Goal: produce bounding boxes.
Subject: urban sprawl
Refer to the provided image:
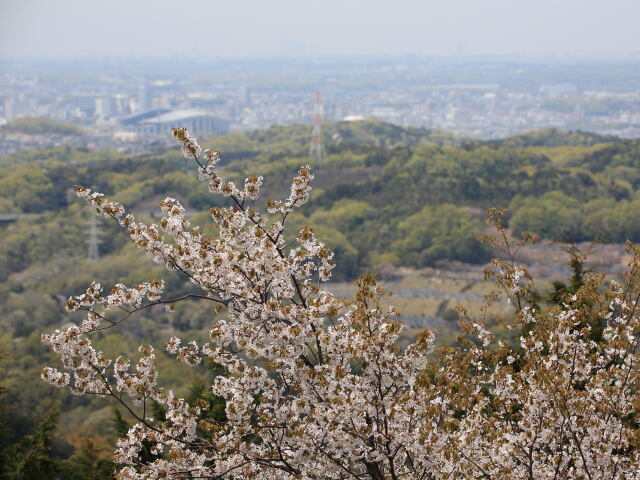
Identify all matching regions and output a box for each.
[1,57,639,155]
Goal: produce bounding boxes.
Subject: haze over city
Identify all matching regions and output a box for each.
[4,2,640,479]
[2,0,640,59]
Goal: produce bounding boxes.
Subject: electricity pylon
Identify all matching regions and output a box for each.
[309,92,325,163]
[87,214,102,261]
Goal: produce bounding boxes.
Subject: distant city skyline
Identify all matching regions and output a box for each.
[1,0,640,60]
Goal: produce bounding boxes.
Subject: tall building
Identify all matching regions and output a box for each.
[3,98,15,120]
[70,95,96,118]
[95,96,117,118]
[3,97,29,120]
[237,87,252,106]
[137,84,152,112]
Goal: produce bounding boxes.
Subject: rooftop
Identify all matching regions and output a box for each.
[145,109,213,124]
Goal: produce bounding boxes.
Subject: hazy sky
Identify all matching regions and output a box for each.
[1,0,639,59]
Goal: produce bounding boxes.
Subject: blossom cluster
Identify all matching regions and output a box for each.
[43,129,640,479]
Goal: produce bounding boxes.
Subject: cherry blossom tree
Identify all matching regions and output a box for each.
[42,129,640,479]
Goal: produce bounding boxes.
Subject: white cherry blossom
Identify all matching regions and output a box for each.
[42,129,640,479]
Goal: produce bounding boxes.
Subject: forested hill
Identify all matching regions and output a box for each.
[219,122,639,270]
[1,119,640,474]
[2,119,640,283]
[487,127,619,147]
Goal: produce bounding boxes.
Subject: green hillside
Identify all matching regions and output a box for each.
[1,120,640,474]
[2,116,86,136]
[489,127,619,147]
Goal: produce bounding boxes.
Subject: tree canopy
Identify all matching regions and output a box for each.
[37,129,640,479]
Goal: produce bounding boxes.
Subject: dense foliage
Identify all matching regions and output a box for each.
[39,129,640,479]
[2,121,640,475]
[2,121,640,278]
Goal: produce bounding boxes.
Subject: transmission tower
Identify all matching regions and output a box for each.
[309,92,325,163]
[87,214,102,261]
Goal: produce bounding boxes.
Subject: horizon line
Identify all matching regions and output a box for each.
[1,52,640,64]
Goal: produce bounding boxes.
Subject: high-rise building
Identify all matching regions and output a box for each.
[237,87,252,106]
[137,84,152,112]
[3,98,15,120]
[3,97,29,120]
[95,96,117,118]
